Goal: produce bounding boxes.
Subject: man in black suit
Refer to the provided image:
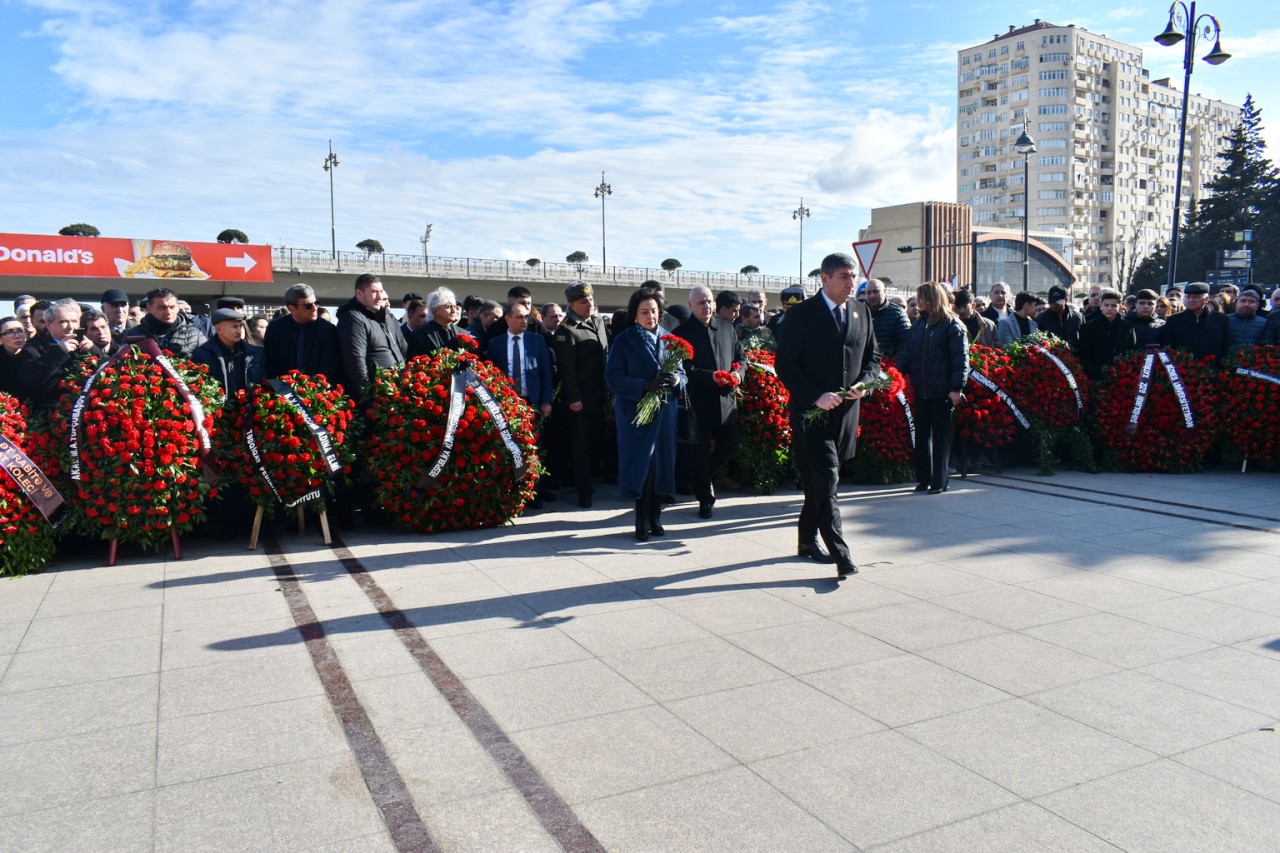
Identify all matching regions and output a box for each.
[674,287,746,518]
[1159,281,1230,361]
[263,283,342,383]
[776,253,881,578]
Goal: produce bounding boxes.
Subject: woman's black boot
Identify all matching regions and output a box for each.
[649,502,665,536]
[634,499,650,541]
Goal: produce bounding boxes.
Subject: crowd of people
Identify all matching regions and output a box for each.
[2,263,1276,577]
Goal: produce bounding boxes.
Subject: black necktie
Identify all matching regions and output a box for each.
[511,334,524,396]
[833,304,845,332]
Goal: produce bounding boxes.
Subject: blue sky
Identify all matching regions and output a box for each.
[2,0,1276,284]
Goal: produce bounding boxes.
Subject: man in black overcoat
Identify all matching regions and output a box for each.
[674,287,746,518]
[776,253,881,578]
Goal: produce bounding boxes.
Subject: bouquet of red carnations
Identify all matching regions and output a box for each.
[633,334,694,426]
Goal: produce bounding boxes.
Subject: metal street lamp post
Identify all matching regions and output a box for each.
[594,171,612,276]
[1014,130,1037,292]
[1154,2,1230,291]
[792,198,810,283]
[420,223,433,275]
[323,140,340,268]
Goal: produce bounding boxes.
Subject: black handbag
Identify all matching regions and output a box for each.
[677,387,700,444]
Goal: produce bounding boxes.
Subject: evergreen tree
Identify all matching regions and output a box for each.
[1183,94,1279,283]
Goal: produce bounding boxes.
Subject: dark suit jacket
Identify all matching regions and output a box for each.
[673,316,745,428]
[486,330,554,410]
[1159,308,1230,360]
[776,293,881,461]
[263,315,342,382]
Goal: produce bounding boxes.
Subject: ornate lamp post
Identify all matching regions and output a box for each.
[1014,130,1037,292]
[1154,2,1229,291]
[323,140,340,267]
[594,171,612,275]
[792,198,811,283]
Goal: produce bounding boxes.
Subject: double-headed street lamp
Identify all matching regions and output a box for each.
[323,140,340,266]
[1014,130,1037,292]
[1154,2,1230,291]
[792,198,810,283]
[594,171,612,275]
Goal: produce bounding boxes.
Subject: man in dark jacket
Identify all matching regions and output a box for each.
[126,287,206,359]
[863,278,910,358]
[336,273,407,398]
[263,283,342,382]
[191,308,265,404]
[18,298,101,411]
[1160,281,1230,361]
[1126,289,1165,346]
[674,288,746,519]
[1079,289,1136,380]
[1037,284,1084,352]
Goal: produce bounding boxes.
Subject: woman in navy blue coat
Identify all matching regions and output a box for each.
[606,289,686,541]
[896,281,969,494]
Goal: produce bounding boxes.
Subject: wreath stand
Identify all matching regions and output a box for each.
[247,504,331,550]
[106,528,182,567]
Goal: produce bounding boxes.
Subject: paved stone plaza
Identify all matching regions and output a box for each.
[2,469,1279,851]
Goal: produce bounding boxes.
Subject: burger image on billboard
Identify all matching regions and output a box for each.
[151,241,194,277]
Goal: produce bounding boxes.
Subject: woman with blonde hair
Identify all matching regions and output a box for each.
[896,281,969,494]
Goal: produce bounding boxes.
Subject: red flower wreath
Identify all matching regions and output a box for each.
[1092,347,1218,473]
[734,349,792,493]
[1004,332,1094,474]
[363,349,541,532]
[1221,345,1280,467]
[847,361,915,484]
[229,372,357,514]
[48,347,225,549]
[955,344,1019,449]
[0,393,58,576]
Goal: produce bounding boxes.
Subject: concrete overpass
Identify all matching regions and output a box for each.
[3,247,811,313]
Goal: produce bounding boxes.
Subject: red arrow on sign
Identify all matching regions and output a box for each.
[851,239,881,278]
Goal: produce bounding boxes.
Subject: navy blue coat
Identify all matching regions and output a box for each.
[897,316,969,400]
[486,330,554,410]
[605,325,686,501]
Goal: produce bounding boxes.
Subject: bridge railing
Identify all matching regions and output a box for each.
[272,248,806,293]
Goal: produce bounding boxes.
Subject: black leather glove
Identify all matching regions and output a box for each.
[658,372,679,389]
[643,377,662,393]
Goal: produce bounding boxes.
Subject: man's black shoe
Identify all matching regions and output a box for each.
[649,519,665,536]
[797,542,834,564]
[578,493,592,509]
[836,560,858,578]
[698,502,713,519]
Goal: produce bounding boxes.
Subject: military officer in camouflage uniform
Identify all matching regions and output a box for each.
[551,283,611,507]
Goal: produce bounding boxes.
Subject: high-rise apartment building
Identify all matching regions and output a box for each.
[957,19,1240,290]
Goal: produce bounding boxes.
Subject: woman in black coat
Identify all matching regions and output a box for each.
[896,281,969,494]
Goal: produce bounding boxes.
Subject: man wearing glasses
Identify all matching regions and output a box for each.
[264,283,342,382]
[0,316,28,397]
